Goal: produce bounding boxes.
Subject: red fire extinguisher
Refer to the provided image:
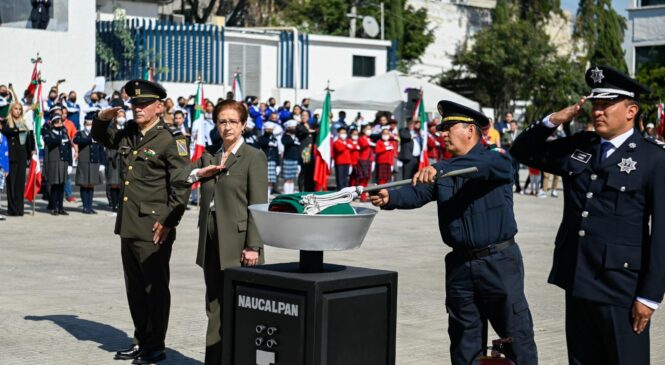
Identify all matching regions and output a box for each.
[470,338,516,365]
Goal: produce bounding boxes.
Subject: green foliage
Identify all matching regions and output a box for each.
[573,0,627,71]
[636,66,665,124]
[97,1,136,79]
[444,19,554,120]
[525,57,588,123]
[276,0,433,69]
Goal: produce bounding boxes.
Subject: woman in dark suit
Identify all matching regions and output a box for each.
[43,115,73,215]
[187,100,268,364]
[74,116,105,214]
[1,102,35,216]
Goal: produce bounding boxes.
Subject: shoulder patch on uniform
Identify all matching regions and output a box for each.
[166,124,182,136]
[644,137,665,151]
[176,139,189,157]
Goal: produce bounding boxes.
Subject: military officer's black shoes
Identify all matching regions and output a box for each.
[50,210,58,216]
[114,344,141,360]
[132,349,166,364]
[58,210,69,216]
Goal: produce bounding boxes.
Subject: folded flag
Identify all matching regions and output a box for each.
[269,192,356,215]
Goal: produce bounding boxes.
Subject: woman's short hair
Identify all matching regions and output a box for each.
[213,100,248,124]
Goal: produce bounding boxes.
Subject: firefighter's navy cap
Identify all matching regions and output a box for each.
[124,79,167,104]
[437,100,489,129]
[585,65,649,101]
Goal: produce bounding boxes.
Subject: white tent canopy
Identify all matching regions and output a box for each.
[309,70,480,116]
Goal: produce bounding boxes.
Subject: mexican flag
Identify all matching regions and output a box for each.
[232,72,243,102]
[190,81,206,189]
[24,153,42,202]
[25,61,44,202]
[143,66,154,81]
[413,93,429,169]
[658,103,664,139]
[313,90,332,191]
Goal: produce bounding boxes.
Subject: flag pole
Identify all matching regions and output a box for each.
[31,54,43,216]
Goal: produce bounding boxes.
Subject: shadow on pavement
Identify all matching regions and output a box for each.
[25,314,202,364]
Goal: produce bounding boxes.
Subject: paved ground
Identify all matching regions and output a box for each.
[1,191,663,364]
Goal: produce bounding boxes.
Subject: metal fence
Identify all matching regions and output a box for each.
[96,20,224,84]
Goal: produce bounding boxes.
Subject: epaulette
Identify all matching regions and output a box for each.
[644,137,665,151]
[165,124,183,136]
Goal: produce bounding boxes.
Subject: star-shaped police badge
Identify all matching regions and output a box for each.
[618,157,637,174]
[590,67,604,84]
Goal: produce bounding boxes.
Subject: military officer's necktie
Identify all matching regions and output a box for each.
[599,141,613,163]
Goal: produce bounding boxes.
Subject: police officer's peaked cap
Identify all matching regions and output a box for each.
[585,65,649,100]
[437,100,489,129]
[123,79,167,104]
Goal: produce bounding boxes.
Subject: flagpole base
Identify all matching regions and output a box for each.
[299,250,324,273]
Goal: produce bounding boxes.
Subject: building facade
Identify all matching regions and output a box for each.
[624,0,665,76]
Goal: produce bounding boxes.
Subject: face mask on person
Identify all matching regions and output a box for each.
[381,134,390,141]
[0,92,7,98]
[116,117,126,125]
[84,126,92,133]
[338,133,347,140]
[204,112,212,120]
[49,93,57,101]
[364,129,371,136]
[351,135,359,141]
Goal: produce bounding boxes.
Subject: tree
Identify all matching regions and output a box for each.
[636,66,665,125]
[276,0,433,69]
[573,0,627,71]
[442,19,553,119]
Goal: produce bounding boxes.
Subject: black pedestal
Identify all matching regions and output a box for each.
[222,263,398,365]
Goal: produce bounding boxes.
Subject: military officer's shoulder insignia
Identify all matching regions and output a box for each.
[165,124,182,136]
[175,138,189,157]
[644,137,665,151]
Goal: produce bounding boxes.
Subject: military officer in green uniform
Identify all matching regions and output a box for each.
[91,79,191,365]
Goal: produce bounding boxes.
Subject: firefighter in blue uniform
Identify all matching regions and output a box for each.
[371,100,538,365]
[510,65,665,364]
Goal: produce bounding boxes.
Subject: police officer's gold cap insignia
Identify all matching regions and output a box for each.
[618,157,637,174]
[590,67,604,84]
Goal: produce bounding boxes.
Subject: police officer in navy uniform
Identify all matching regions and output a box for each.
[371,101,538,365]
[92,80,191,364]
[510,65,665,364]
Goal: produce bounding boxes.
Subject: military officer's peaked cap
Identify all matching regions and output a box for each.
[585,65,649,100]
[123,79,167,104]
[437,100,490,129]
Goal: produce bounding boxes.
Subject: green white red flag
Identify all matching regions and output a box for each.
[313,90,332,191]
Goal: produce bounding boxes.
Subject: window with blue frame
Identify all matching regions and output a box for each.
[353,56,376,77]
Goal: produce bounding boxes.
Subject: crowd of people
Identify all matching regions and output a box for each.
[2,77,664,218]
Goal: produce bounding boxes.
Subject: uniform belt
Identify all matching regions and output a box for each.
[454,238,515,261]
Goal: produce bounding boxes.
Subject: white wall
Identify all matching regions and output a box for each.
[409,0,493,78]
[0,0,96,98]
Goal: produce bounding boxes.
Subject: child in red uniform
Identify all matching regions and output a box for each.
[374,127,397,185]
[332,126,354,190]
[348,128,361,187]
[426,121,440,165]
[356,124,375,201]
